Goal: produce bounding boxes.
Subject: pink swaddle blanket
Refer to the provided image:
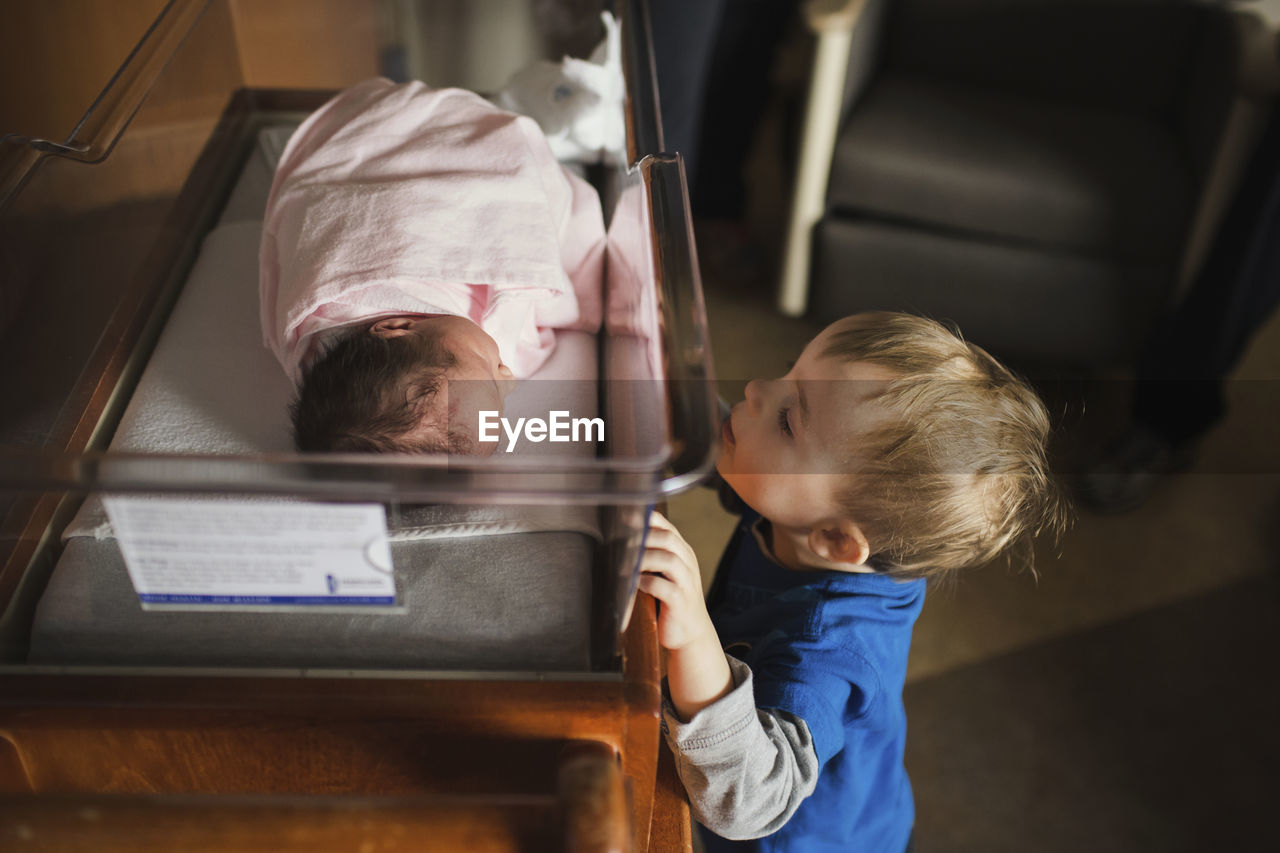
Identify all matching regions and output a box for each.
[260,78,605,382]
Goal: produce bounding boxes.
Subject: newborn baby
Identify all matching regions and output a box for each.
[259,78,605,455]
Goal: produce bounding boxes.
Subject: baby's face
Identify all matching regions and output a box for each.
[717,323,898,528]
[375,315,516,455]
[435,316,519,455]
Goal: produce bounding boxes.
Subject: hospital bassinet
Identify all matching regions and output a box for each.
[0,2,714,849]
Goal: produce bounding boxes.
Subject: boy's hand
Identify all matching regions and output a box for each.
[639,512,716,651]
[639,512,734,721]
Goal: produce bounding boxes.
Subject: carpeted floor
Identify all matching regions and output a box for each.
[904,577,1280,852]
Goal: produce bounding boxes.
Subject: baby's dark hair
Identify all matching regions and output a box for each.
[291,323,472,454]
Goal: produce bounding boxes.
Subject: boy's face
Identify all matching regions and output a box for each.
[717,323,898,529]
[372,315,517,455]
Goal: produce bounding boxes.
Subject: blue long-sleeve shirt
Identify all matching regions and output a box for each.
[664,506,925,852]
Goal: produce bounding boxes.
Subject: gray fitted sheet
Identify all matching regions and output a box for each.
[30,532,592,671]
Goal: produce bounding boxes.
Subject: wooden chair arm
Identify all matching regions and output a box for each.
[558,741,630,853]
[0,792,560,852]
[647,738,693,852]
[0,741,634,853]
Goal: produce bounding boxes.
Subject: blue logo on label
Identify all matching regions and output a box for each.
[326,574,338,594]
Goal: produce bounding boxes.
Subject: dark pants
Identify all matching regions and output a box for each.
[649,0,796,215]
[648,0,725,188]
[1133,103,1280,443]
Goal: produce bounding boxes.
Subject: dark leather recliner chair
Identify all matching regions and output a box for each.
[785,0,1266,368]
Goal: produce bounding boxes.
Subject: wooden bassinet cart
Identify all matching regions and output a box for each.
[0,2,714,850]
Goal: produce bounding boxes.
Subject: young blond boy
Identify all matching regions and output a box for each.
[640,312,1067,852]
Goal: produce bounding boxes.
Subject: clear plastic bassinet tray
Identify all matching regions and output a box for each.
[0,0,717,675]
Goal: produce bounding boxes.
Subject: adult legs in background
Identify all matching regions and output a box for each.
[650,0,799,292]
[647,0,728,190]
[1082,103,1280,513]
[686,0,796,220]
[649,0,798,210]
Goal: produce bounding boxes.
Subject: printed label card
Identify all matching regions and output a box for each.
[103,497,400,612]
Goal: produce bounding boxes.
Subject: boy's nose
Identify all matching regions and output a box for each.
[744,378,763,413]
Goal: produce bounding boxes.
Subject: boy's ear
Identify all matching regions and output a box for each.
[370,316,415,338]
[807,519,871,567]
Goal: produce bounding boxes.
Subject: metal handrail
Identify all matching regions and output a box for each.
[0,0,212,208]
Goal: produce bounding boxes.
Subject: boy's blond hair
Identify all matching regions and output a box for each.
[824,312,1069,578]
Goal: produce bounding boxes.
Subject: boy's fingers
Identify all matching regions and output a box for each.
[649,511,674,530]
[640,548,698,589]
[649,513,696,554]
[644,526,699,569]
[638,572,680,605]
[640,549,688,583]
[644,527,687,558]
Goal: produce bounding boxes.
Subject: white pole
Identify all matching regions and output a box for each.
[778,22,855,317]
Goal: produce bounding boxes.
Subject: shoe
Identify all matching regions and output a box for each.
[1078,426,1199,514]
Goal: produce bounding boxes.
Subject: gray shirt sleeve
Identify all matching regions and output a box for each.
[661,654,821,840]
